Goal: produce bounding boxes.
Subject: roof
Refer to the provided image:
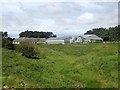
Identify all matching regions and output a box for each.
[13,37,46,42]
[47,37,65,40]
[46,40,64,42]
[81,34,103,40]
[64,37,73,39]
[46,37,65,43]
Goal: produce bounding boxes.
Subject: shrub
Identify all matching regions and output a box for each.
[2,38,15,50]
[22,46,37,59]
[5,42,15,50]
[16,43,39,59]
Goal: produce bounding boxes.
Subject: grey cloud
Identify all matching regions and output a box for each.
[19,2,82,18]
[1,2,118,38]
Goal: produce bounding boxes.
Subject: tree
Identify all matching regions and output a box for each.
[19,31,56,39]
[52,35,57,37]
[3,32,8,38]
[84,30,93,35]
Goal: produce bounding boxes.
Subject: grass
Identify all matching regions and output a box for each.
[2,43,118,88]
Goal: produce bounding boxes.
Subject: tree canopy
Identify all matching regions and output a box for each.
[1,31,8,38]
[19,31,56,39]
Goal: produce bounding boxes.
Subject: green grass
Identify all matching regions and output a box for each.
[2,43,118,88]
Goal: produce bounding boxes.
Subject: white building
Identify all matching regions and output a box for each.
[82,34,103,43]
[46,37,65,44]
[64,34,103,44]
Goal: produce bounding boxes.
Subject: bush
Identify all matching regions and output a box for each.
[16,43,38,59]
[2,38,15,50]
[22,46,37,59]
[5,42,15,50]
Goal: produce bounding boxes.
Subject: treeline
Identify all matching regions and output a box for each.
[19,31,56,38]
[84,25,119,41]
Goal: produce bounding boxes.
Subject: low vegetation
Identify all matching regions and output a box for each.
[2,43,118,88]
[2,38,15,50]
[1,31,38,59]
[15,43,39,59]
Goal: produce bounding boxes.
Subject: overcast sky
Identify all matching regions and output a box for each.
[0,0,118,38]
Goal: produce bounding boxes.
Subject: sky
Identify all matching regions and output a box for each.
[0,0,119,38]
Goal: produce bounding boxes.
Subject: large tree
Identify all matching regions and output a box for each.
[19,31,56,39]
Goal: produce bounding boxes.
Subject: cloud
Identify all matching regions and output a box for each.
[76,12,95,25]
[0,1,118,38]
[0,0,119,3]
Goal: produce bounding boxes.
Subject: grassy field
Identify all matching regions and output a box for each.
[2,43,118,88]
